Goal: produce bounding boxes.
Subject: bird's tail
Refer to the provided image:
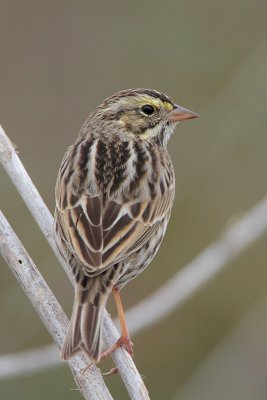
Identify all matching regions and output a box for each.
[61,276,110,362]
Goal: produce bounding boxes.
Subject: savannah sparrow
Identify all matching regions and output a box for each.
[55,88,198,364]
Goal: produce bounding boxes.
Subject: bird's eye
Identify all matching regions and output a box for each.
[141,104,155,116]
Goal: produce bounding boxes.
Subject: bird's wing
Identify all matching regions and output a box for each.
[55,184,174,277]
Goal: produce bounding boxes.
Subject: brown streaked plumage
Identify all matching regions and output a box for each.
[55,88,198,364]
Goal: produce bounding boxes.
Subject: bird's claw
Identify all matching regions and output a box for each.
[82,336,134,375]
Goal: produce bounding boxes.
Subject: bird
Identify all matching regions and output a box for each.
[54,88,198,365]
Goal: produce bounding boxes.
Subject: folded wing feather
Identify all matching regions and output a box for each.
[56,184,173,277]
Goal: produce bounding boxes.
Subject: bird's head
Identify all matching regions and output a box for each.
[89,88,198,146]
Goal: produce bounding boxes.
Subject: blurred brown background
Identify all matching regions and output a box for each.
[1,1,267,399]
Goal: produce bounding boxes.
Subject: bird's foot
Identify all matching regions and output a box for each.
[116,335,134,357]
[83,336,133,375]
[101,335,134,376]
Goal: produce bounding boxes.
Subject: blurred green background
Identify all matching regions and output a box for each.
[1,1,267,399]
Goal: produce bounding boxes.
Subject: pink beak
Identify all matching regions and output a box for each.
[166,104,199,122]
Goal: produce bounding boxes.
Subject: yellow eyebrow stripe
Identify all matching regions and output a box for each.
[163,102,173,111]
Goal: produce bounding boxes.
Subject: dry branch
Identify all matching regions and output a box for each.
[0,211,112,400]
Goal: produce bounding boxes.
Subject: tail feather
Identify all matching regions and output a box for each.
[61,303,82,359]
[81,302,104,359]
[61,281,108,362]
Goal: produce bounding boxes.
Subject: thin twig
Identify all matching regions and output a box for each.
[0,212,112,400]
[0,345,60,379]
[126,194,267,334]
[0,126,150,400]
[0,127,73,282]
